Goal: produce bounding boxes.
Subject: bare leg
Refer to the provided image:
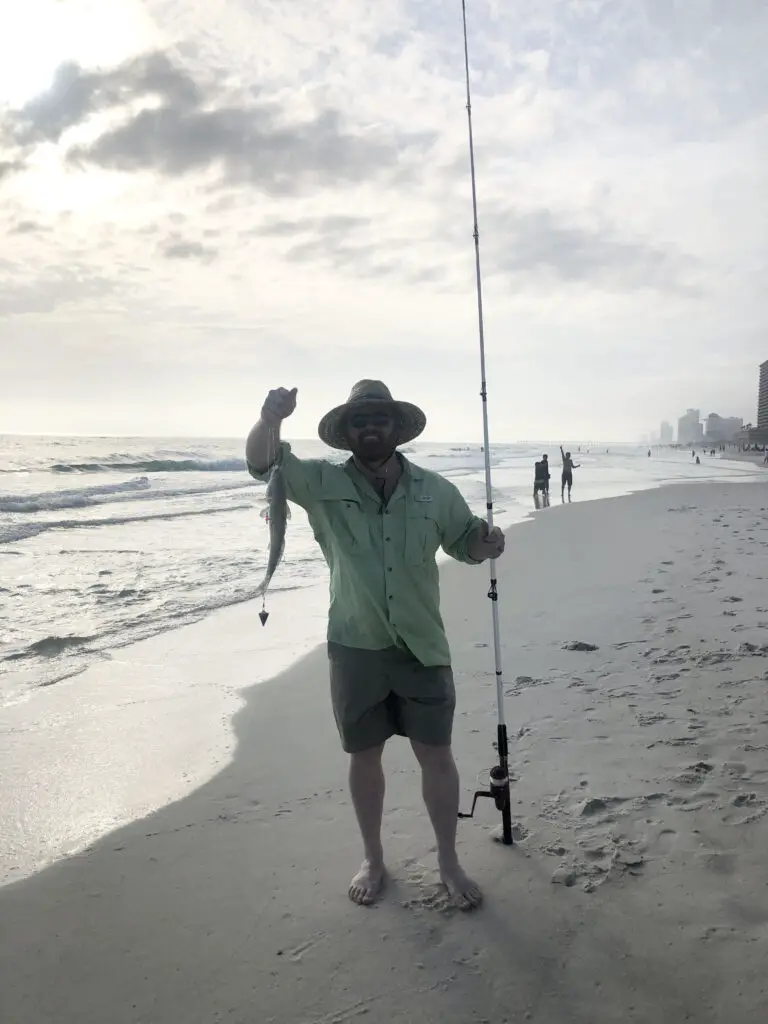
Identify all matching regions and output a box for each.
[348,744,387,905]
[411,741,483,910]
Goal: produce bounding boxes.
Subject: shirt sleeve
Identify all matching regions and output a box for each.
[438,480,486,564]
[246,442,322,510]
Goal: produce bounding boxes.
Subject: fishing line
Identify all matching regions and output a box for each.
[456,0,514,846]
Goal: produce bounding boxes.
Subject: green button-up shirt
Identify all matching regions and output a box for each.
[248,443,484,666]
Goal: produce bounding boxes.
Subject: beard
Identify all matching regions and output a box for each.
[348,432,396,465]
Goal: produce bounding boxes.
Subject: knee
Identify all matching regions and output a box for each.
[411,741,455,772]
[350,744,385,768]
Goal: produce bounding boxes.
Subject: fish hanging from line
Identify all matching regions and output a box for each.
[255,460,290,625]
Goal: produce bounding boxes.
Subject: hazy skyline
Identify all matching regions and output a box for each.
[1,0,766,442]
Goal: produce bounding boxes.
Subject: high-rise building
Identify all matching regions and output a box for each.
[705,413,743,442]
[677,409,703,446]
[759,360,768,430]
[659,421,674,445]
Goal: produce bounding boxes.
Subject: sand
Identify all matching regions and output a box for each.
[1,480,768,1023]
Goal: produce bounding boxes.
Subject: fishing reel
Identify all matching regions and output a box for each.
[458,725,514,845]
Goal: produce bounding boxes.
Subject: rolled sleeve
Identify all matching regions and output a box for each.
[439,481,486,564]
[246,442,321,510]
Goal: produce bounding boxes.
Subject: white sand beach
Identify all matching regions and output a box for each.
[2,480,768,1023]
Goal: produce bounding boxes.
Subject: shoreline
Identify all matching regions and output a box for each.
[1,479,767,1021]
[1,474,766,887]
[2,448,761,705]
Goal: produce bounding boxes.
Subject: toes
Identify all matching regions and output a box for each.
[348,879,379,905]
[443,876,484,910]
[464,886,483,909]
[349,885,370,905]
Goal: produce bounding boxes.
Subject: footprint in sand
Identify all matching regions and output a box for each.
[675,761,715,785]
[649,828,677,856]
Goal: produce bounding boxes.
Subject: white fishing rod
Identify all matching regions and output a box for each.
[456,0,513,845]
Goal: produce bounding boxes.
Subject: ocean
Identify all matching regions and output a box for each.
[1,433,759,706]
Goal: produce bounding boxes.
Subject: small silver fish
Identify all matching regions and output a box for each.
[255,460,290,624]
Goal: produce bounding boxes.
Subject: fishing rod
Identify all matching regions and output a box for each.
[456,0,514,846]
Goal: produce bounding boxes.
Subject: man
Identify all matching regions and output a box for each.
[533,453,550,508]
[559,445,579,502]
[246,380,505,911]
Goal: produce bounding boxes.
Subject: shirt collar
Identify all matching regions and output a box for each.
[349,452,404,502]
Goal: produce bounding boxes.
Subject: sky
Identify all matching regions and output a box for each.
[0,0,766,443]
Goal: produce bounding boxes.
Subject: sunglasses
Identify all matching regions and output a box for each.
[347,412,394,430]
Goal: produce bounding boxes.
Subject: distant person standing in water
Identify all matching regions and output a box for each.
[533,454,550,508]
[560,446,579,501]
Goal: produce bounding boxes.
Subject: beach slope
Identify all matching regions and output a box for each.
[1,482,767,1023]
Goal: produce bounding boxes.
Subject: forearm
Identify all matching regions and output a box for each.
[465,523,488,563]
[245,418,281,473]
[443,518,485,564]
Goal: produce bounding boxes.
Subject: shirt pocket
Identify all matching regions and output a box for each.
[315,483,369,554]
[405,507,440,564]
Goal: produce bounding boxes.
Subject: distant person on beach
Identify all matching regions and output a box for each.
[533,454,550,507]
[246,381,505,911]
[560,446,579,501]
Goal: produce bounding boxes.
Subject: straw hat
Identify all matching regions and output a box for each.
[317,380,427,451]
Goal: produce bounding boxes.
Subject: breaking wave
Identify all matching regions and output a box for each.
[51,457,246,474]
[0,502,255,544]
[0,477,151,513]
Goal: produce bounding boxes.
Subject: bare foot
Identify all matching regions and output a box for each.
[348,861,386,906]
[440,862,483,911]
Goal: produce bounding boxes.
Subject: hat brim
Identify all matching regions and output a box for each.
[318,398,426,451]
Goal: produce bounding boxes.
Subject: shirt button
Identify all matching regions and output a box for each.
[385,537,391,542]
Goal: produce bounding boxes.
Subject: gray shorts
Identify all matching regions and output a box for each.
[327,642,456,753]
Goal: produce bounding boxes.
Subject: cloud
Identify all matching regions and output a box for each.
[68,105,430,194]
[10,219,47,235]
[480,207,700,294]
[258,214,371,238]
[0,158,25,181]
[10,52,202,145]
[0,264,118,315]
[249,200,695,295]
[1,0,766,439]
[3,48,435,195]
[160,236,218,262]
